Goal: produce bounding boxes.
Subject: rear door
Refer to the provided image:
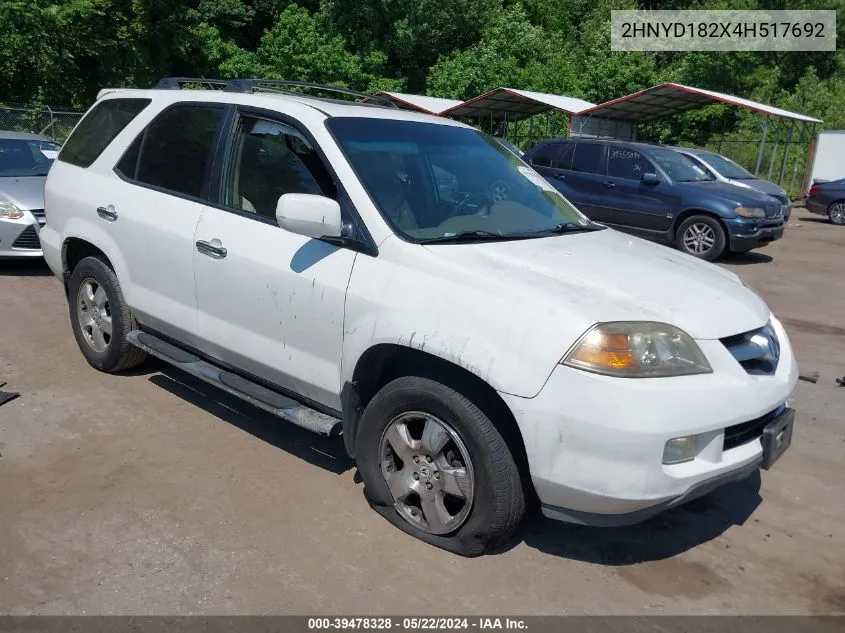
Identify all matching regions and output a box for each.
[529,141,573,193]
[564,141,612,222]
[107,103,228,345]
[602,145,674,232]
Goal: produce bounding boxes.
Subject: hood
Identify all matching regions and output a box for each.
[424,228,770,340]
[677,179,774,206]
[728,178,787,199]
[0,176,47,210]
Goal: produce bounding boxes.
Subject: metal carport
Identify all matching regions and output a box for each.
[570,82,822,189]
[440,87,595,147]
[370,91,463,115]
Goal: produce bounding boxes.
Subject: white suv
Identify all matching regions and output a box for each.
[41,79,798,556]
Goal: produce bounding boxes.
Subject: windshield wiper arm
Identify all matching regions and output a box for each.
[418,230,514,244]
[530,222,602,235]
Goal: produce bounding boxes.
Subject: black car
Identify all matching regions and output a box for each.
[524,138,785,261]
[806,179,845,225]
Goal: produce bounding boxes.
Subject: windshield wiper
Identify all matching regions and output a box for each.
[530,222,602,235]
[418,230,516,244]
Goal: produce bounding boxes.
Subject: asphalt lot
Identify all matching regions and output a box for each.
[1,209,843,615]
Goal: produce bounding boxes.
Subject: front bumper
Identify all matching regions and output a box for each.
[727,221,784,252]
[501,316,798,526]
[0,212,43,257]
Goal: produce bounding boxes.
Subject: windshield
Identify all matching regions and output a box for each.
[650,149,715,183]
[327,118,594,242]
[0,138,60,177]
[697,151,754,180]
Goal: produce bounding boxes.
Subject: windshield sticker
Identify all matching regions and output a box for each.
[517,165,556,192]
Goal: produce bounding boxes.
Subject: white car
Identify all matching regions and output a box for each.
[41,80,798,556]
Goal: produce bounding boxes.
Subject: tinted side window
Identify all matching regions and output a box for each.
[553,143,575,170]
[58,99,151,168]
[115,134,143,180]
[529,143,561,168]
[571,143,604,174]
[222,114,336,220]
[607,146,655,180]
[136,105,224,198]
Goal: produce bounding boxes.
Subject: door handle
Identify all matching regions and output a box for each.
[553,173,566,181]
[603,181,615,189]
[196,240,227,259]
[96,206,118,222]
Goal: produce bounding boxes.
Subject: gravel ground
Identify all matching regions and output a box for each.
[0,209,843,615]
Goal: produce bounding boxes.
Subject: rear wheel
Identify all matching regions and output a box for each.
[356,376,525,557]
[828,202,845,225]
[68,256,147,372]
[676,215,726,261]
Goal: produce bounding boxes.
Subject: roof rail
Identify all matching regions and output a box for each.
[154,77,397,108]
[155,78,230,90]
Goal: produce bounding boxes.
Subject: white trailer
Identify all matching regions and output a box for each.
[804,130,845,195]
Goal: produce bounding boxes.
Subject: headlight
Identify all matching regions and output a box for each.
[735,206,766,219]
[0,201,24,220]
[562,321,712,378]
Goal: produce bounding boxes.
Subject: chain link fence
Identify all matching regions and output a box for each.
[0,105,85,144]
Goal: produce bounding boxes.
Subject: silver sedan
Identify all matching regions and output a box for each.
[0,131,61,258]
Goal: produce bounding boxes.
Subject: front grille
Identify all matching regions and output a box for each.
[772,194,790,205]
[721,323,780,375]
[29,208,45,220]
[11,225,41,249]
[764,202,781,218]
[724,406,781,451]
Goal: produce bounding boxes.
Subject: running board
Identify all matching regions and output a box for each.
[127,330,340,437]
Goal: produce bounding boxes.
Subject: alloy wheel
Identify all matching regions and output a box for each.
[830,202,845,225]
[379,412,475,535]
[683,222,716,255]
[76,278,112,352]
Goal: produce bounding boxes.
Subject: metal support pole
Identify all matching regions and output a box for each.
[767,119,783,180]
[778,120,795,186]
[754,117,770,175]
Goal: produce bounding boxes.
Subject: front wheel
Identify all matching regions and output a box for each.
[676,215,726,261]
[355,376,525,557]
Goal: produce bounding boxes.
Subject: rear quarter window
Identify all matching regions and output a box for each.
[58,98,151,168]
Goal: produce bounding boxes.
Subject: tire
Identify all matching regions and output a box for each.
[676,214,727,261]
[67,255,147,373]
[355,376,525,557]
[828,201,845,225]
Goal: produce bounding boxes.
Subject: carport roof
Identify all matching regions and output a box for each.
[577,82,821,123]
[441,87,596,120]
[373,91,464,115]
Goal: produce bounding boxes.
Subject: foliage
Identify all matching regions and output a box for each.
[1,0,843,166]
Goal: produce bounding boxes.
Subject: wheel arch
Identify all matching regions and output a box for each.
[672,208,730,238]
[62,237,114,294]
[343,343,535,502]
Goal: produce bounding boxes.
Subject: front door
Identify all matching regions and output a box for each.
[193,111,355,410]
[602,145,674,232]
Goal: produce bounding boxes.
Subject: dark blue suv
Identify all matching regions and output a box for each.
[524,138,785,260]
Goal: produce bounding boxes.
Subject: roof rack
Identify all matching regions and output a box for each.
[155,78,230,90]
[154,77,397,108]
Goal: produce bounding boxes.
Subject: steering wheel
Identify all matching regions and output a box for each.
[453,192,490,217]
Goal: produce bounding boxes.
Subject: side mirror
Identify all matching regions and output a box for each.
[276,193,342,240]
[641,173,660,185]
